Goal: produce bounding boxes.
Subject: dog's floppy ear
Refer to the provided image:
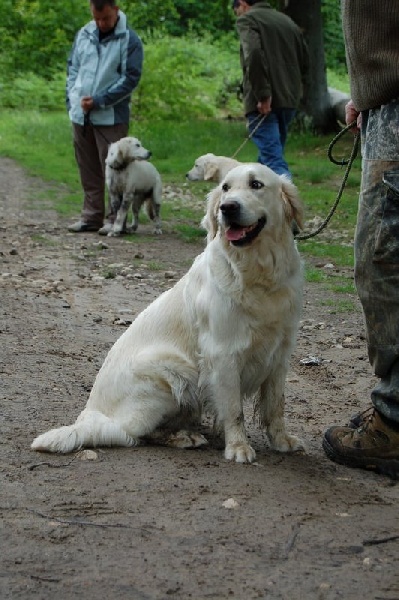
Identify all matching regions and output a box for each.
[201,184,222,242]
[279,176,304,230]
[106,141,120,167]
[203,161,219,182]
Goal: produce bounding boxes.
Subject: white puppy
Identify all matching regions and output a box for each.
[186,153,242,183]
[32,164,305,464]
[105,137,162,236]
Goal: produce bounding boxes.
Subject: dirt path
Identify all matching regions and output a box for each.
[1,157,398,600]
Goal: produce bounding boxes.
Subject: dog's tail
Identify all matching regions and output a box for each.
[31,409,136,454]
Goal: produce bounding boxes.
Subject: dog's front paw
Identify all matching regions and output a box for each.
[271,434,306,454]
[107,230,120,237]
[225,442,256,463]
[153,227,162,235]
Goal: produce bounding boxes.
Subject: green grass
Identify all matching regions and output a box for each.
[305,266,354,290]
[328,281,356,294]
[0,109,361,269]
[327,68,350,94]
[30,234,58,245]
[320,298,357,313]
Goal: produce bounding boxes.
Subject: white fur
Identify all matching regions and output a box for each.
[32,164,305,463]
[186,153,242,183]
[105,136,162,236]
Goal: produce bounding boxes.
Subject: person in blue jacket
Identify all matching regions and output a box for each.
[67,0,143,234]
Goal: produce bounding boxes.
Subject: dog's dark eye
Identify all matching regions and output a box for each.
[135,144,141,148]
[251,180,264,190]
[222,183,229,192]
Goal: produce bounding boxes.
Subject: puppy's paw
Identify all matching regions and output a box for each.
[153,228,162,235]
[271,434,306,454]
[225,442,256,463]
[166,430,208,449]
[107,230,121,237]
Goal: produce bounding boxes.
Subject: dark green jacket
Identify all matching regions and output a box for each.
[236,1,308,114]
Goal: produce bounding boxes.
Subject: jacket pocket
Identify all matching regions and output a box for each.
[373,170,399,263]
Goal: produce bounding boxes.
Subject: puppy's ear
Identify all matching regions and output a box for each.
[203,162,219,182]
[280,176,304,230]
[106,142,119,167]
[201,185,221,242]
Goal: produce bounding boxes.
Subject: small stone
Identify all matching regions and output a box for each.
[222,498,239,509]
[79,450,98,461]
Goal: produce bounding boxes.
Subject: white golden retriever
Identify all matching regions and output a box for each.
[186,153,242,183]
[105,136,162,236]
[32,163,304,463]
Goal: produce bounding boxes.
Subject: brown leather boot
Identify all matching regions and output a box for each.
[323,409,399,479]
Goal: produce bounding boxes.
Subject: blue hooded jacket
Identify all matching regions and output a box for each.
[66,10,143,126]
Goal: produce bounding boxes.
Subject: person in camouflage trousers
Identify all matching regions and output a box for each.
[323,1,399,479]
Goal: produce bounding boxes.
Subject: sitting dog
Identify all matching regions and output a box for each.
[32,163,305,463]
[186,153,242,183]
[105,137,162,236]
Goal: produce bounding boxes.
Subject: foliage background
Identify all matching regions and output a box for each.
[0,0,347,118]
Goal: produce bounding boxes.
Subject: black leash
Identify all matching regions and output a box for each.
[83,111,115,145]
[295,120,360,241]
[231,114,267,159]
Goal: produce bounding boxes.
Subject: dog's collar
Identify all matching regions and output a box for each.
[108,156,147,171]
[109,160,131,171]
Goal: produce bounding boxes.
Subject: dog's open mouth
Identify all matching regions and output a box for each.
[225,217,266,246]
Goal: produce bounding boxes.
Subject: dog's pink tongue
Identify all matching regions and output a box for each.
[226,227,245,241]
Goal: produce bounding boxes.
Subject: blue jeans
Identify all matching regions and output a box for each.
[246,109,296,178]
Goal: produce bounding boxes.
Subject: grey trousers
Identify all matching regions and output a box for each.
[73,122,129,226]
[355,99,399,422]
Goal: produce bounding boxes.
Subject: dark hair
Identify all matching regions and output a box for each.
[232,0,261,7]
[90,0,117,10]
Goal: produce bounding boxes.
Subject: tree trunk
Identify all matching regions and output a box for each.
[284,0,337,133]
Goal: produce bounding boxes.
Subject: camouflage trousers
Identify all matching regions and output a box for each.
[355,99,399,422]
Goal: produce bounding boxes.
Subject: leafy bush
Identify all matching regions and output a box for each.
[2,0,87,76]
[321,0,346,72]
[0,72,65,111]
[1,1,345,81]
[133,33,241,120]
[0,34,242,120]
[0,1,347,120]
[0,1,234,80]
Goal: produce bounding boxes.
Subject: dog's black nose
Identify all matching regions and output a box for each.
[220,201,240,216]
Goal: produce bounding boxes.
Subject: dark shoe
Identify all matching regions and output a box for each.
[323,409,399,479]
[68,220,100,233]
